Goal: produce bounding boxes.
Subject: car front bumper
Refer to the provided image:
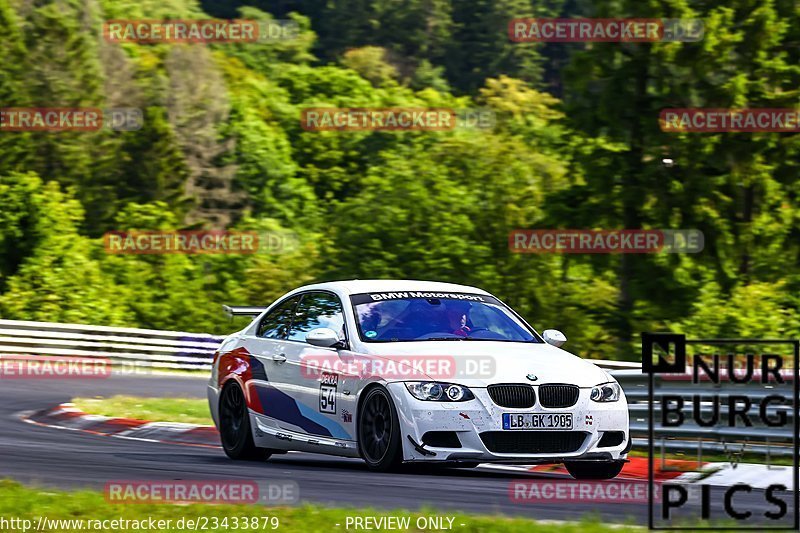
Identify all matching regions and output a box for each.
[388,382,630,464]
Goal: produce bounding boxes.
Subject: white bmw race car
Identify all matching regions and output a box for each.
[208,280,630,478]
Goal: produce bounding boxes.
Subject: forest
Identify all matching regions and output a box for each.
[0,0,798,360]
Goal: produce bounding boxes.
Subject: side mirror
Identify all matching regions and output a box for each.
[306,327,341,348]
[542,329,567,347]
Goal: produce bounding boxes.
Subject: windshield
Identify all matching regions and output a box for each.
[350,291,539,343]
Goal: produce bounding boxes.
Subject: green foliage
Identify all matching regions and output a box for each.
[341,46,399,88]
[678,281,800,339]
[558,0,800,356]
[0,0,796,359]
[221,9,316,77]
[0,174,131,324]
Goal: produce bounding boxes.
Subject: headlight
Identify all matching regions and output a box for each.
[590,382,621,402]
[405,382,474,402]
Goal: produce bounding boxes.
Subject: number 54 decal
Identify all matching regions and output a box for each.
[319,372,338,414]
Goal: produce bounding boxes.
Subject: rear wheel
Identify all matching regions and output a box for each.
[565,460,624,480]
[219,382,271,461]
[358,387,402,472]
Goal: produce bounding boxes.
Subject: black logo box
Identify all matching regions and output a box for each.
[641,333,799,530]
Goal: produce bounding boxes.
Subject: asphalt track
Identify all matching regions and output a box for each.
[0,375,793,527]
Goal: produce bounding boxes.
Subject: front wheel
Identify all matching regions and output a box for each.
[358,387,402,472]
[219,382,271,461]
[565,460,625,480]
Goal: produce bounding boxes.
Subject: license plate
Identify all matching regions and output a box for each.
[502,413,573,430]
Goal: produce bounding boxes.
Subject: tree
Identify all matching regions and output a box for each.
[560,0,800,355]
[0,173,131,324]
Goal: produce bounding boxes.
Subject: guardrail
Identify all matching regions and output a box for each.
[612,369,795,456]
[0,319,223,371]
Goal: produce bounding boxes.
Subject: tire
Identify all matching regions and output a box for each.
[565,460,625,480]
[358,387,403,472]
[219,382,271,461]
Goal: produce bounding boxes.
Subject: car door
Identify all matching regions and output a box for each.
[238,295,301,429]
[284,291,356,441]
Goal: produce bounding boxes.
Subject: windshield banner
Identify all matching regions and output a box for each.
[350,292,501,305]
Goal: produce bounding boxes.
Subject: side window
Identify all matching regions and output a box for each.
[287,292,345,343]
[257,296,300,339]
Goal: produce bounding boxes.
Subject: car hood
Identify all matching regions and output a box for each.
[359,340,611,388]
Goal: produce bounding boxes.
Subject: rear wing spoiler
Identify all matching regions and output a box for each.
[222,305,267,317]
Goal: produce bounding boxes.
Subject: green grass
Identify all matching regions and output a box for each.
[72,395,213,426]
[0,480,642,532]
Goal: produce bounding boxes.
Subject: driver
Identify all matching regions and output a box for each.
[445,302,471,337]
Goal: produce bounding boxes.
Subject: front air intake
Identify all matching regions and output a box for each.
[487,384,536,408]
[480,431,588,454]
[598,431,625,448]
[421,431,462,448]
[538,384,580,408]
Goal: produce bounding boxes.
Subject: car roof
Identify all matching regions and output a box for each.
[294,279,492,296]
